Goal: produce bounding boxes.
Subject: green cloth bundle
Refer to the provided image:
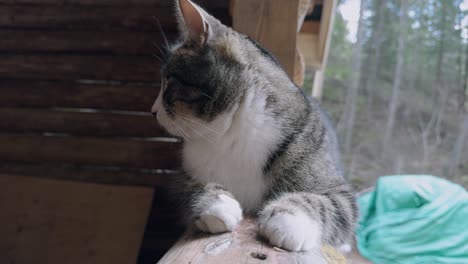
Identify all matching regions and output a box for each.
[357,175,468,264]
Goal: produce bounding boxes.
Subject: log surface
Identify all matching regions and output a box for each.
[157,219,345,264]
[0,174,154,264]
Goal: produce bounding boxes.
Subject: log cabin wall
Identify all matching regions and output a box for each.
[0,0,231,263]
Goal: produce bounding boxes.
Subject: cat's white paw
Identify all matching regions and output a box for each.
[258,210,321,252]
[195,194,243,233]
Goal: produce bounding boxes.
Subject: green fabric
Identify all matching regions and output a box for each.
[357,175,468,264]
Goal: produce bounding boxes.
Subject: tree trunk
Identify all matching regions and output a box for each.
[363,0,386,111]
[340,0,367,156]
[462,39,468,110]
[449,113,468,176]
[433,1,448,142]
[383,0,409,148]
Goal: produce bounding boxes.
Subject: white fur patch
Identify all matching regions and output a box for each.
[195,194,243,233]
[338,243,352,254]
[183,88,282,212]
[258,210,321,252]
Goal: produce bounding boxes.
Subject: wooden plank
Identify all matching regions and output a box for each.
[0,0,229,8]
[0,55,160,81]
[312,0,336,99]
[0,108,168,137]
[0,174,153,264]
[300,21,320,34]
[312,69,325,99]
[0,133,181,170]
[232,0,299,78]
[0,162,173,187]
[0,4,230,31]
[0,29,176,55]
[298,33,320,68]
[157,219,345,264]
[0,80,158,112]
[317,0,337,64]
[0,4,171,31]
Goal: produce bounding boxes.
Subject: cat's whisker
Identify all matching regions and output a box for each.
[152,53,163,63]
[177,118,215,145]
[178,115,222,135]
[179,127,191,140]
[153,16,170,50]
[153,42,168,61]
[200,92,213,100]
[182,122,214,145]
[174,123,191,140]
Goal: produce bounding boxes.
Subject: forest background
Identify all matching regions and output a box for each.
[308,0,468,189]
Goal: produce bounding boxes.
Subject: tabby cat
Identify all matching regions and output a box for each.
[152,0,358,252]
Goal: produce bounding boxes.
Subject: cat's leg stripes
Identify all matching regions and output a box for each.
[171,175,243,233]
[258,186,358,251]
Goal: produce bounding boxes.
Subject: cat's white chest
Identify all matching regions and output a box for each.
[182,91,281,212]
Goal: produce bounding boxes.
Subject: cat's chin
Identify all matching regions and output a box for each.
[156,113,184,138]
[159,123,185,138]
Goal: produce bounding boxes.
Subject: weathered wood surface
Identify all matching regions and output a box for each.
[0,1,231,263]
[232,0,299,78]
[301,21,321,34]
[0,133,181,170]
[0,55,160,81]
[0,30,174,55]
[0,5,170,31]
[0,108,168,137]
[0,162,172,187]
[0,174,154,264]
[317,0,336,64]
[0,79,158,111]
[157,219,345,264]
[0,0,228,7]
[0,3,230,31]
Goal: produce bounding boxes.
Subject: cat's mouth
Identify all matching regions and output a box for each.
[155,108,183,138]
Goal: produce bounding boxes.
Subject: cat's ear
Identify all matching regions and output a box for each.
[175,0,210,45]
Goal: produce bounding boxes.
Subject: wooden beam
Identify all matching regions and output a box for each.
[312,0,337,99]
[0,162,173,187]
[0,133,181,170]
[297,0,336,70]
[312,69,325,99]
[0,79,158,112]
[317,0,337,64]
[232,0,299,78]
[298,33,320,69]
[157,218,346,264]
[0,54,161,82]
[301,21,321,34]
[0,108,168,137]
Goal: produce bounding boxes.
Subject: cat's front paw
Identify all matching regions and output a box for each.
[258,208,321,252]
[195,194,243,233]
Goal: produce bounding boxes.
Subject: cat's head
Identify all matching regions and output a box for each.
[152,0,286,140]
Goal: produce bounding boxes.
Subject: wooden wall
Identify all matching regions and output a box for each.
[0,0,231,263]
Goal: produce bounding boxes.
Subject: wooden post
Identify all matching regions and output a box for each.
[312,69,325,99]
[311,0,337,99]
[231,0,300,79]
[157,218,345,264]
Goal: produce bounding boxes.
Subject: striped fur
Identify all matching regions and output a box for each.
[153,0,358,251]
